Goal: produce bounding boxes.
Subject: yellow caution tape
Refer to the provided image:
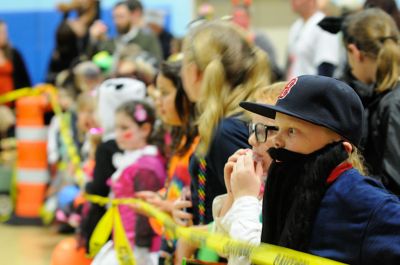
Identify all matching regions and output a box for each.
[0,85,85,187]
[85,194,348,265]
[89,205,115,257]
[0,87,42,104]
[114,206,136,265]
[46,86,85,187]
[1,88,348,265]
[89,204,138,265]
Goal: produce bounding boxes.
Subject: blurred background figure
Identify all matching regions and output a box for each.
[146,10,174,60]
[88,0,163,69]
[0,20,31,99]
[342,8,400,195]
[0,19,30,196]
[231,0,283,81]
[364,0,400,29]
[114,43,158,88]
[73,61,103,92]
[47,0,100,83]
[51,59,102,103]
[0,106,14,138]
[286,0,340,79]
[197,2,215,20]
[56,0,100,52]
[80,77,146,254]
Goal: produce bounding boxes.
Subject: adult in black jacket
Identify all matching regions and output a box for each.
[47,0,100,83]
[342,9,400,194]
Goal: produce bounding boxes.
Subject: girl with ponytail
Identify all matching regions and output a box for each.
[174,20,270,225]
[343,8,400,194]
[172,20,270,263]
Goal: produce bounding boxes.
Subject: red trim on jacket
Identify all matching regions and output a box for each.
[327,162,353,185]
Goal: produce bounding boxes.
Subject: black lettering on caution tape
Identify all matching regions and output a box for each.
[273,254,309,265]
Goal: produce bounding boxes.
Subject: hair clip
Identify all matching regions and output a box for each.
[89,127,104,135]
[134,104,147,122]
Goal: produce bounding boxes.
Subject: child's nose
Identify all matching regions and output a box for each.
[273,133,284,148]
[248,133,256,146]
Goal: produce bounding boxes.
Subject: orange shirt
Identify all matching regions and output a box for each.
[150,137,200,236]
[0,60,14,96]
[163,136,200,201]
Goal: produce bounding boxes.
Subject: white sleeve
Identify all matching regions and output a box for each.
[47,116,60,164]
[218,196,262,265]
[212,194,230,235]
[221,196,262,244]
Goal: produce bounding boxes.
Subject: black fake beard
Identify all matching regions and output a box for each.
[260,141,349,252]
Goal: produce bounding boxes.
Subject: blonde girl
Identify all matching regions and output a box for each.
[173,20,270,263]
[174,20,270,226]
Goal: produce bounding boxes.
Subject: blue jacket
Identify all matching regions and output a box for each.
[310,168,400,265]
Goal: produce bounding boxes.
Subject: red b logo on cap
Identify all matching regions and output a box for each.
[279,77,298,100]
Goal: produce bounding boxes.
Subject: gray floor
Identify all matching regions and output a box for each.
[0,224,66,265]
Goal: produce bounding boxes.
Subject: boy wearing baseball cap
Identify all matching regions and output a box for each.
[228,75,400,265]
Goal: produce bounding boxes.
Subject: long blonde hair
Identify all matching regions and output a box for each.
[343,8,400,92]
[349,146,368,175]
[184,20,271,156]
[253,81,287,104]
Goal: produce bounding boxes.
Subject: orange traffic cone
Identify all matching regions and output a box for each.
[8,95,48,225]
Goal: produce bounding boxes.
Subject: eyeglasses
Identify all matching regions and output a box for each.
[248,122,279,143]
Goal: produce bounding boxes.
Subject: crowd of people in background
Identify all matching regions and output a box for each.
[1,0,400,265]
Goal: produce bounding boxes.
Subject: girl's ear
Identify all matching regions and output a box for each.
[347,43,363,62]
[342,141,353,153]
[185,62,204,94]
[140,123,152,139]
[190,62,203,87]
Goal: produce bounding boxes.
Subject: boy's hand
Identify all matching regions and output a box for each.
[231,151,262,199]
[224,149,249,194]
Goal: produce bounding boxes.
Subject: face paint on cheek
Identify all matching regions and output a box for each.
[122,131,134,139]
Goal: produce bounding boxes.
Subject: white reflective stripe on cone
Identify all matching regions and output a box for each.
[17,169,49,184]
[16,127,48,141]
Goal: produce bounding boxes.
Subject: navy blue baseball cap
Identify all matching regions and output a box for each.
[240,75,364,146]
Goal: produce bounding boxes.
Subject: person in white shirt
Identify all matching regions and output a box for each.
[286,0,340,79]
